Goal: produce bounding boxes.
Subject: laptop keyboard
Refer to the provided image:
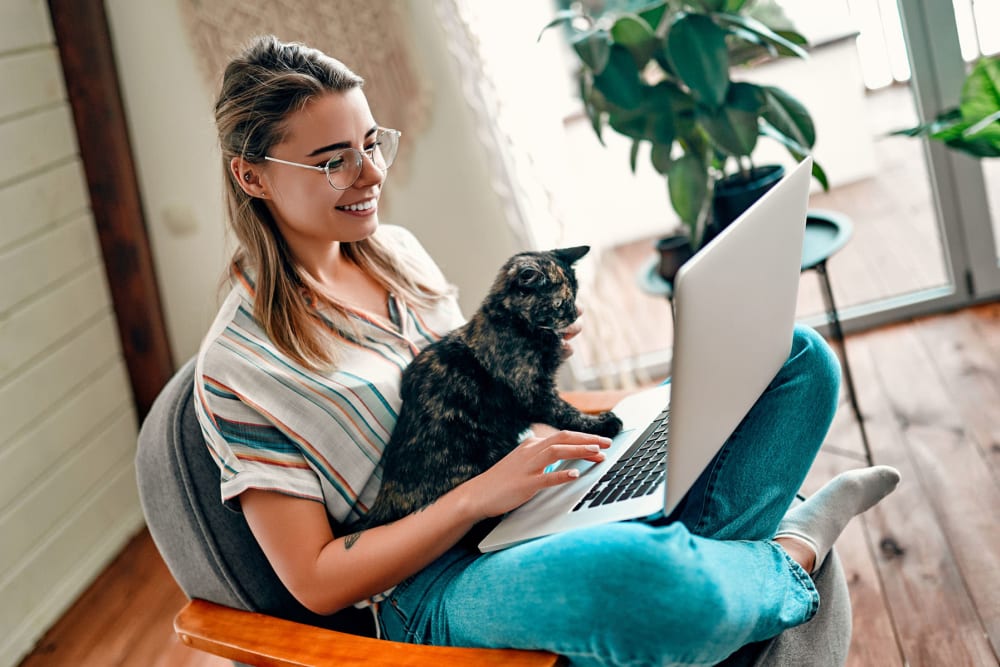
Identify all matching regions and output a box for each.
[572,407,670,512]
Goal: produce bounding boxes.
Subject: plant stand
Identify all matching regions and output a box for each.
[801,210,874,465]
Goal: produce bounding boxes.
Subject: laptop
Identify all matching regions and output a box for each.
[479,157,813,552]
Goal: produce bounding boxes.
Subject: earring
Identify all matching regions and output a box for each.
[244,172,253,183]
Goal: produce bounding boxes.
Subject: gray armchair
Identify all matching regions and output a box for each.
[136,358,851,666]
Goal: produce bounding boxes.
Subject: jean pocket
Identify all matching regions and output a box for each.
[379,576,416,641]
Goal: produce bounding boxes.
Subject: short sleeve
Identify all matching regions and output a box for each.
[197,376,325,511]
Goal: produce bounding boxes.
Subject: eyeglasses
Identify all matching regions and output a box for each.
[263,127,400,190]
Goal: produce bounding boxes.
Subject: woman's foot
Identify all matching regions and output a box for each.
[775,465,901,573]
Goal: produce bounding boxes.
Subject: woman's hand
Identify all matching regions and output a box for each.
[560,306,584,359]
[458,429,612,521]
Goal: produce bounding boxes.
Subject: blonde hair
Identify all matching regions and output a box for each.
[214,35,448,369]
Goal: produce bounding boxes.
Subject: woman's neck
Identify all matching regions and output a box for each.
[306,247,390,321]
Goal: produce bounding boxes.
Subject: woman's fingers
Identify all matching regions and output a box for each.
[544,443,607,464]
[560,308,584,359]
[537,429,612,447]
[538,467,583,487]
[561,319,583,341]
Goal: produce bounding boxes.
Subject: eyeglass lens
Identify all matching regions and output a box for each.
[325,129,399,190]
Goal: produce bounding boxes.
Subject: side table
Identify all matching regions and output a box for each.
[638,209,873,465]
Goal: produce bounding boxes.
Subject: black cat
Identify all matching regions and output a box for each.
[363,246,623,529]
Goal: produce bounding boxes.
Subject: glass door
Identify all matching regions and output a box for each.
[896,0,1000,297]
[771,0,1000,334]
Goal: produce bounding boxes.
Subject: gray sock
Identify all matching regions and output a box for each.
[775,465,900,573]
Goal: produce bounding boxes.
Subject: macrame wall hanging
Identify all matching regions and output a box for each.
[177,0,430,193]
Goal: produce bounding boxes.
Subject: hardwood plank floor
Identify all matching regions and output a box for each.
[17,301,1000,667]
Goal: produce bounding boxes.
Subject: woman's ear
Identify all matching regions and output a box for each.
[231,156,266,198]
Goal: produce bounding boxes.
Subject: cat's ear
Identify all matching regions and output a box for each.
[515,266,547,289]
[553,246,590,265]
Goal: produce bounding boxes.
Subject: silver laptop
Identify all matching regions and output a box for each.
[479,157,813,552]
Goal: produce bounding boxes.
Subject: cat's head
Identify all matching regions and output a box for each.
[487,246,590,331]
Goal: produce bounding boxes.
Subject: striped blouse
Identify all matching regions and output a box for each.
[194,225,466,528]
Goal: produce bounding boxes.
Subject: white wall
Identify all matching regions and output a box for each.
[103,0,520,366]
[0,1,144,664]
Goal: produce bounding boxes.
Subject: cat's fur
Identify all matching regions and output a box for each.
[363,246,623,529]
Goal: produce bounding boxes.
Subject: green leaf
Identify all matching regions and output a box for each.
[714,14,809,59]
[959,55,1000,144]
[611,14,659,68]
[578,71,606,145]
[629,139,641,173]
[893,86,1000,158]
[890,108,962,138]
[688,0,726,11]
[668,152,710,238]
[726,24,778,61]
[643,82,681,143]
[665,13,730,108]
[811,161,830,191]
[638,1,669,34]
[725,0,749,11]
[537,9,590,42]
[593,45,644,108]
[572,30,611,74]
[609,108,648,139]
[651,142,673,174]
[965,109,1000,138]
[777,29,809,47]
[697,82,763,156]
[759,123,829,190]
[604,83,679,146]
[761,85,816,148]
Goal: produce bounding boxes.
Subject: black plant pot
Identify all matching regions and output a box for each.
[655,234,695,283]
[702,164,786,248]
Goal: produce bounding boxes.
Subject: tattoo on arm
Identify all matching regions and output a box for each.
[344,531,363,550]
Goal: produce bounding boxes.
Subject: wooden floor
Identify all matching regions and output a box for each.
[17,301,1000,666]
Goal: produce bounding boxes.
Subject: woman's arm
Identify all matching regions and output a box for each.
[241,430,611,615]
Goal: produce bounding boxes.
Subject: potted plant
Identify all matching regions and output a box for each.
[542,0,828,281]
[892,54,1000,158]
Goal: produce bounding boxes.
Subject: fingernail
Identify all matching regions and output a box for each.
[567,469,580,478]
[585,444,600,452]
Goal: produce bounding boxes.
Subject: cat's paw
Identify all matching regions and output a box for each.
[591,411,623,437]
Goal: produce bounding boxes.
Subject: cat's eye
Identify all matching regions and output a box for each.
[516,267,546,288]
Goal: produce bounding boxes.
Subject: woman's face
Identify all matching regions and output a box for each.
[259,88,385,250]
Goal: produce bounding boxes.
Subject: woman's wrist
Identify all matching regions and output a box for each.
[445,476,489,524]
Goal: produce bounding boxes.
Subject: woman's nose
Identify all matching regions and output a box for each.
[355,152,385,188]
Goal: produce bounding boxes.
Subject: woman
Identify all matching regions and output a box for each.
[195,35,898,666]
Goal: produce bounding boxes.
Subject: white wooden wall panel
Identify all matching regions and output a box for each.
[0,1,53,54]
[0,403,135,576]
[0,363,130,510]
[0,2,154,665]
[0,265,110,379]
[0,162,88,250]
[0,213,100,314]
[0,47,64,119]
[0,106,77,184]
[0,313,121,455]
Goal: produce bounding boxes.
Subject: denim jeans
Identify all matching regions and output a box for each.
[377,325,841,666]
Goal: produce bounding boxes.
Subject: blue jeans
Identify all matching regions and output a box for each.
[377,325,841,666]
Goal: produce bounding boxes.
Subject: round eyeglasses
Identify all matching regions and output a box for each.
[263,127,400,190]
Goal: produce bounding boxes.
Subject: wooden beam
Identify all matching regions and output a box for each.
[47,0,174,418]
